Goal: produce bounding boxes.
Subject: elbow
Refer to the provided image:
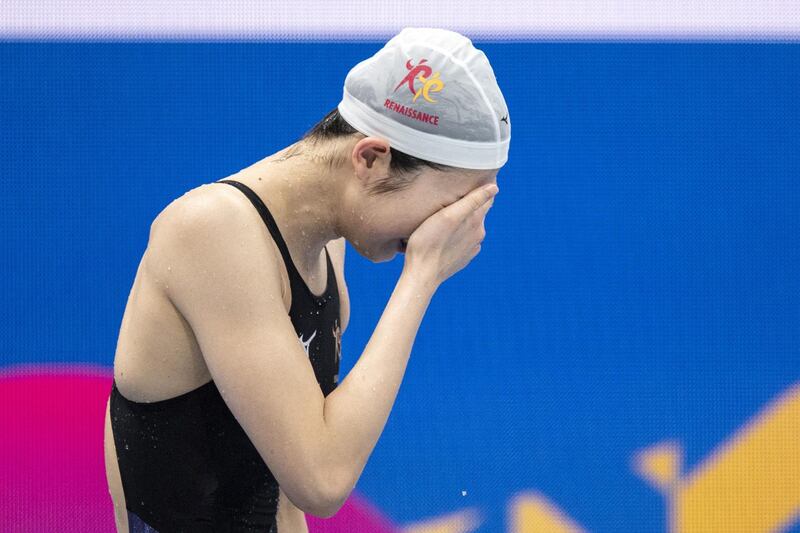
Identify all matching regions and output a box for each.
[306,466,353,518]
[308,497,342,520]
[320,486,350,519]
[283,426,356,518]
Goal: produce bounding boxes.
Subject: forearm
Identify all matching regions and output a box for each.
[276,486,308,533]
[320,267,437,497]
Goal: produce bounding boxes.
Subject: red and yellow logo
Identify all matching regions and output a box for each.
[384,58,443,127]
[393,58,445,103]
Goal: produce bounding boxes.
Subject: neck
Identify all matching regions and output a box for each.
[232,141,344,273]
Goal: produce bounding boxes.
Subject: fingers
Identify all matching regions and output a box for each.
[477,195,495,216]
[473,184,499,210]
[467,189,496,228]
[449,184,498,220]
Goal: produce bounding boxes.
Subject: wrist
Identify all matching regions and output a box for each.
[399,266,438,296]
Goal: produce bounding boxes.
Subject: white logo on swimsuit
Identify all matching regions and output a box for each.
[298,329,317,356]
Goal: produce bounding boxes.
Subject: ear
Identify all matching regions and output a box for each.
[352,136,391,171]
[351,137,393,194]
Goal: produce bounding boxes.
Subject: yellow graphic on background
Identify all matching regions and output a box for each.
[634,440,682,492]
[635,382,800,533]
[402,508,483,533]
[508,492,587,533]
[400,382,800,533]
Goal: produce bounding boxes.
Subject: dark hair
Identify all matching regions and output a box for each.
[299,106,456,195]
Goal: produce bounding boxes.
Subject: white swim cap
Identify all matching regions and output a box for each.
[337,27,510,170]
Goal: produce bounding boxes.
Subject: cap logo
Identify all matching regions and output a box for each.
[393,58,445,104]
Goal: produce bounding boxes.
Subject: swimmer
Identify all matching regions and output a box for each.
[104,27,509,532]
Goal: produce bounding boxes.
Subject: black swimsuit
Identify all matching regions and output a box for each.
[110,179,342,532]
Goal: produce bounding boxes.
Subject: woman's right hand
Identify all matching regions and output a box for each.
[402,183,499,288]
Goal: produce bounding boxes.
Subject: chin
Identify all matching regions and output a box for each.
[350,239,399,264]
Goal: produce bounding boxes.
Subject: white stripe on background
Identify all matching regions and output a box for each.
[2,0,799,40]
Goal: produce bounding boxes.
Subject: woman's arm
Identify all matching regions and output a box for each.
[320,182,497,510]
[276,486,309,533]
[320,268,436,510]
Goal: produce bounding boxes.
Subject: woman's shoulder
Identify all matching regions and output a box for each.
[148,181,256,246]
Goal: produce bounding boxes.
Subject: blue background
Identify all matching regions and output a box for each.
[1,43,798,532]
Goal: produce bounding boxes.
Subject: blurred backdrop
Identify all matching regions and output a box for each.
[1,3,798,532]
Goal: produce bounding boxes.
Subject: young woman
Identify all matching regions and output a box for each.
[104,27,509,532]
